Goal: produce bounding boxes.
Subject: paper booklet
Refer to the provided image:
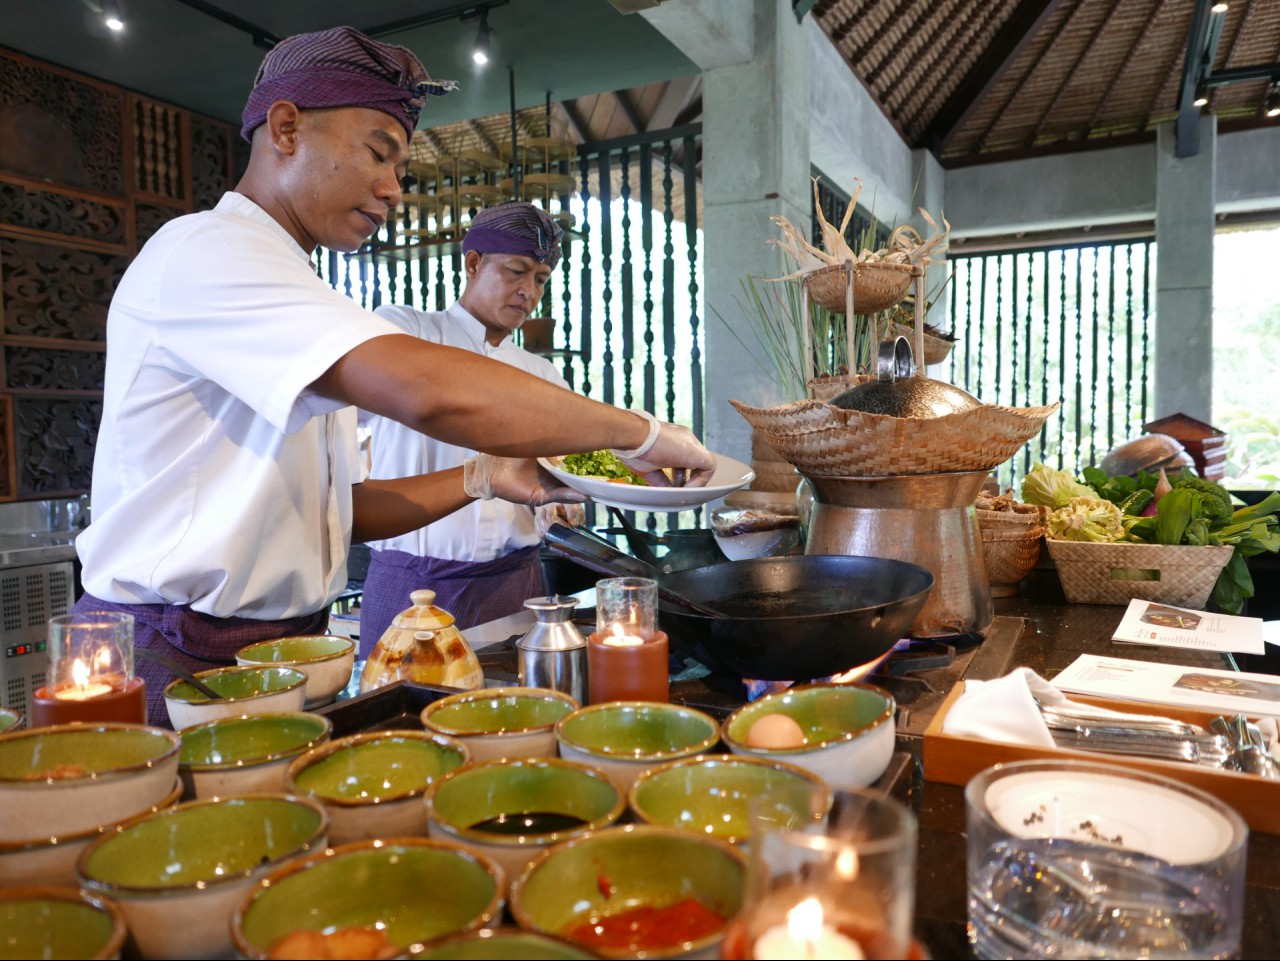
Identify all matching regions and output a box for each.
[1111,598,1265,656]
[1054,654,1280,717]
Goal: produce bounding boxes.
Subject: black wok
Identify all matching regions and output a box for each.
[544,525,934,680]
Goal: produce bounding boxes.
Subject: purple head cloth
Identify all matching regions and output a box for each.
[462,202,564,269]
[240,26,457,142]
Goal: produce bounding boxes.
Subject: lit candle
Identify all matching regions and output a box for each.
[754,898,864,961]
[603,623,645,647]
[54,658,116,701]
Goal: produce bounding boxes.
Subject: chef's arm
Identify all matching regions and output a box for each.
[313,334,647,456]
[350,459,586,543]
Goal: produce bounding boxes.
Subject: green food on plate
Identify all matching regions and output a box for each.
[561,451,648,485]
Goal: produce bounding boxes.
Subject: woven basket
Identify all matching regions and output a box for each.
[1045,540,1233,608]
[806,373,873,403]
[730,398,1059,477]
[888,321,954,365]
[805,262,915,315]
[982,527,1044,597]
[977,505,1043,529]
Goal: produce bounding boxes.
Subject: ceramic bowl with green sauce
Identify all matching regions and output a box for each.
[0,722,181,843]
[0,777,183,890]
[510,824,746,960]
[235,635,356,708]
[425,757,625,885]
[178,711,332,799]
[285,730,468,844]
[232,838,504,960]
[0,886,127,960]
[163,665,307,729]
[420,687,579,762]
[415,927,601,960]
[629,753,830,845]
[0,706,20,734]
[77,794,328,960]
[721,681,896,789]
[555,701,721,791]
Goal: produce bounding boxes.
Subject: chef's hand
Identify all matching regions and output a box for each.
[463,455,588,507]
[612,411,715,488]
[534,503,586,538]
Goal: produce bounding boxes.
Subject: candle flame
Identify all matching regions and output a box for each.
[604,624,645,647]
[836,847,859,880]
[71,658,91,688]
[787,896,824,941]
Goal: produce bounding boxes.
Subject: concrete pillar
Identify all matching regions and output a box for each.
[698,1,814,461]
[1155,115,1216,423]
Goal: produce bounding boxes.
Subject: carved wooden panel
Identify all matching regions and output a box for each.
[0,395,13,502]
[0,180,127,247]
[4,347,107,392]
[14,396,99,497]
[0,55,125,196]
[133,99,185,201]
[190,117,229,212]
[0,237,123,342]
[135,203,183,249]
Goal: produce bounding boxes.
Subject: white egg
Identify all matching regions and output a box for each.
[745,712,807,750]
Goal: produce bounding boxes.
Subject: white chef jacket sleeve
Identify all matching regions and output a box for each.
[142,218,401,435]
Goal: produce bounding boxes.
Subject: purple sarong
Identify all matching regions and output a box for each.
[72,593,328,726]
[358,545,544,657]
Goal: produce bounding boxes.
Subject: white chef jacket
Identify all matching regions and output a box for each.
[77,192,403,619]
[364,303,569,562]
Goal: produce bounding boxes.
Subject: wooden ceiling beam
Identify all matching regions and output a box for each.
[921,0,1064,154]
[613,88,646,136]
[1083,0,1161,134]
[560,99,591,145]
[467,119,498,154]
[647,75,700,132]
[1022,0,1122,150]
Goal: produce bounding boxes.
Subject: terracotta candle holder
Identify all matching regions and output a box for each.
[30,675,148,727]
[587,630,669,704]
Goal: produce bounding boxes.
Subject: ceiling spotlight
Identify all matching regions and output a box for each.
[472,11,491,66]
[1266,86,1280,119]
[1210,2,1229,13]
[102,0,125,31]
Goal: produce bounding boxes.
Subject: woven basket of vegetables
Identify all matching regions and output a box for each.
[982,527,1045,597]
[1023,464,1280,613]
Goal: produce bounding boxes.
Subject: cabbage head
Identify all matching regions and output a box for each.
[1046,496,1127,543]
[1021,464,1096,510]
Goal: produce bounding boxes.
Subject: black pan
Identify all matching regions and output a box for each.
[544,525,934,680]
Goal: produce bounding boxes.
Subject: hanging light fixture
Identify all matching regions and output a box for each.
[102,0,125,31]
[472,11,492,66]
[1266,85,1280,119]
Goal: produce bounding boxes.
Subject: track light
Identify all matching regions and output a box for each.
[1210,2,1229,14]
[472,11,491,66]
[1193,86,1208,108]
[1266,86,1280,119]
[102,0,125,31]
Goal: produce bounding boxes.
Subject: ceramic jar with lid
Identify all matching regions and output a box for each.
[359,590,484,693]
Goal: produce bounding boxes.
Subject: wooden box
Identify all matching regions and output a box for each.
[923,681,1280,834]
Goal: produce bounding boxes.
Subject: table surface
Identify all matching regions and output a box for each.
[911,571,1280,960]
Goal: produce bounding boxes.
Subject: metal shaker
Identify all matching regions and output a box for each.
[516,595,588,704]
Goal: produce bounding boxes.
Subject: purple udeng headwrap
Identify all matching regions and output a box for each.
[462,202,564,269]
[240,26,457,143]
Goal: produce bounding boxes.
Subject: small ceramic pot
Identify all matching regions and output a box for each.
[0,722,180,843]
[420,687,579,762]
[414,927,600,960]
[425,757,625,885]
[0,885,128,960]
[163,666,307,730]
[286,730,468,844]
[629,754,830,844]
[235,635,355,708]
[178,712,332,799]
[0,706,21,733]
[76,794,329,960]
[510,824,746,960]
[721,682,896,789]
[555,701,720,791]
[232,838,504,960]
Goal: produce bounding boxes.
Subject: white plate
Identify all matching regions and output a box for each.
[984,770,1238,864]
[538,452,755,512]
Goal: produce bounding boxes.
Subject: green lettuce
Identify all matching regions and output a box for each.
[1022,464,1095,510]
[1046,496,1127,543]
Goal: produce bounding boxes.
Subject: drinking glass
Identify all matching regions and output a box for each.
[966,759,1247,960]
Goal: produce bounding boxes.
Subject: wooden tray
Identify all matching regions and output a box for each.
[923,681,1280,834]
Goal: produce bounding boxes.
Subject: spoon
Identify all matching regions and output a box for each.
[134,647,225,699]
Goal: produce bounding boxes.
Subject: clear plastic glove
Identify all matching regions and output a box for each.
[463,455,588,507]
[612,410,715,488]
[534,502,586,538]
